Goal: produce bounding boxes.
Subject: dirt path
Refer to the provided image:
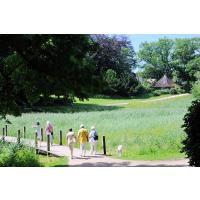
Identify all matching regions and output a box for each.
[141,93,190,103]
[105,93,190,106]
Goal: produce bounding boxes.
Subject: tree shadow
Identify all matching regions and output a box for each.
[22,103,123,114]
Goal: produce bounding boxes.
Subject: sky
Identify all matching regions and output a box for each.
[128,34,200,52]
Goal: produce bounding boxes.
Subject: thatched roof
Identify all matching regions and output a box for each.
[154,75,175,88]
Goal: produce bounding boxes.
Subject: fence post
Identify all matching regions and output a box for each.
[17,130,21,144]
[103,136,106,155]
[41,128,43,141]
[2,128,5,141]
[5,125,8,136]
[59,130,62,145]
[23,126,26,138]
[47,134,50,154]
[35,132,38,154]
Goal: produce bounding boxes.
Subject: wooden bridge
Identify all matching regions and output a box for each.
[0,126,189,167]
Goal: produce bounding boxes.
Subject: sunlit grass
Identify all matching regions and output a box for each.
[0,94,193,160]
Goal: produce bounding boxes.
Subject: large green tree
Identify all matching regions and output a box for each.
[173,38,200,90]
[138,38,174,79]
[0,34,103,120]
[92,35,138,96]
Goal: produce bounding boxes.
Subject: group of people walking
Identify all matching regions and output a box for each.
[33,121,98,159]
[67,124,98,159]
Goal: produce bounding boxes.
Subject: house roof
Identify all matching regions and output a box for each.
[154,75,175,88]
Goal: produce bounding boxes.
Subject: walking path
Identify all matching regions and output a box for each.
[141,93,190,103]
[104,93,190,107]
[1,136,189,167]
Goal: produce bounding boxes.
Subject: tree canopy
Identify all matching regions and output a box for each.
[0,35,103,120]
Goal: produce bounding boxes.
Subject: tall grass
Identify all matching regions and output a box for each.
[0,95,193,160]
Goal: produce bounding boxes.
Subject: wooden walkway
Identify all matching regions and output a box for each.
[0,136,189,167]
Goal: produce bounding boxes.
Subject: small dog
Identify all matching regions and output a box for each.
[117,145,123,157]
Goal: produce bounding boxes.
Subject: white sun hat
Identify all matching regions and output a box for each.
[80,124,84,128]
[91,126,95,130]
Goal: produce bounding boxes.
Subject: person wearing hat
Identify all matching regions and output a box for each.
[89,126,98,155]
[77,124,89,157]
[45,121,54,145]
[33,121,42,147]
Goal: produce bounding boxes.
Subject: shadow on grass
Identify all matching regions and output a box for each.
[22,103,123,114]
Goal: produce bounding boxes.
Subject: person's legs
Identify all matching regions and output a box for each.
[83,143,86,157]
[69,144,73,159]
[80,143,83,157]
[94,141,97,155]
[90,143,93,155]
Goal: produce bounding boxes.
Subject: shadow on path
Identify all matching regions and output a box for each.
[69,162,188,167]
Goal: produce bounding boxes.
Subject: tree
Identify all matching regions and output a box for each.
[103,69,119,95]
[0,34,103,120]
[182,99,200,166]
[92,35,138,96]
[173,38,200,91]
[138,38,174,79]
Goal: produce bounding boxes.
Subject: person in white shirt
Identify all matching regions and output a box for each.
[33,121,42,147]
[66,128,77,159]
[89,126,98,155]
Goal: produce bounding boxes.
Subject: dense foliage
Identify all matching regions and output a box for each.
[138,38,200,91]
[0,141,41,167]
[182,99,200,166]
[0,35,103,119]
[92,35,139,97]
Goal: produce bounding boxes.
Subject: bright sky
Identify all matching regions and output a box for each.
[128,34,200,52]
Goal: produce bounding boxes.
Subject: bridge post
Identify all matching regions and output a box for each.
[17,130,21,144]
[103,136,106,155]
[47,134,50,155]
[35,132,38,154]
[2,128,5,141]
[59,130,63,145]
[41,128,43,141]
[5,125,8,136]
[23,126,26,138]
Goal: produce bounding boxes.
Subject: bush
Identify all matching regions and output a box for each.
[181,99,200,166]
[152,89,170,96]
[0,142,41,167]
[192,81,200,99]
[169,87,185,95]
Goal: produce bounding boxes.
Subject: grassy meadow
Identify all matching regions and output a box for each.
[0,94,193,160]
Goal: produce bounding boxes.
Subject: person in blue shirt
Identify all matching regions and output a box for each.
[89,126,98,155]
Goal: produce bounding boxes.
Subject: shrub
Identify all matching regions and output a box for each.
[0,142,41,167]
[192,81,200,99]
[152,89,170,96]
[181,99,200,166]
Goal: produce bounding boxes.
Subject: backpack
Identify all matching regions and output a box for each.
[94,131,98,141]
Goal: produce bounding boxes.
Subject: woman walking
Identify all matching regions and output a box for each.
[66,128,77,159]
[89,126,98,155]
[77,124,89,157]
[45,121,54,145]
[33,121,42,147]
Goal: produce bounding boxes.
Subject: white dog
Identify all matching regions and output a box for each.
[117,145,123,157]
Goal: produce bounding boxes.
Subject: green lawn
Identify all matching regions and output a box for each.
[39,155,68,167]
[0,94,193,160]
